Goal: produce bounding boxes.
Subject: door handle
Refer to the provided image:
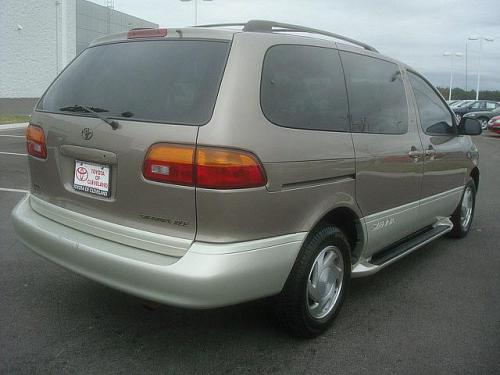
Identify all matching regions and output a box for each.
[408,146,422,159]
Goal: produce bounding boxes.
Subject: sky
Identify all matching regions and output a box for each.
[102,0,499,90]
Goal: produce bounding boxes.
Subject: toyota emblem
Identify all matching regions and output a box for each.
[76,166,88,181]
[82,127,93,140]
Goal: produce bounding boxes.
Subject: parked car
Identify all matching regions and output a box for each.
[487,115,500,134]
[12,20,482,338]
[450,100,472,108]
[453,100,500,121]
[464,106,500,130]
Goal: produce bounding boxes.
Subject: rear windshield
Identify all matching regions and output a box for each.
[37,40,230,125]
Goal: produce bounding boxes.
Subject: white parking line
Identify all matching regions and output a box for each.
[0,135,25,138]
[0,122,28,131]
[0,151,27,156]
[0,187,29,193]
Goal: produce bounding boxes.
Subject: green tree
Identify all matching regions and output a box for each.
[437,87,500,101]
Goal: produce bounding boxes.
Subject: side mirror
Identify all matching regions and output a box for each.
[459,118,482,135]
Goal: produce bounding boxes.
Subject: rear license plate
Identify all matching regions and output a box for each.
[73,160,111,197]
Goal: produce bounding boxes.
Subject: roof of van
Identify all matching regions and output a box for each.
[89,27,238,47]
[89,19,378,52]
[88,20,415,72]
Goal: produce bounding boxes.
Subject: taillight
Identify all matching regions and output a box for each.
[26,123,47,159]
[127,28,167,39]
[143,144,267,189]
[196,147,266,189]
[143,144,195,186]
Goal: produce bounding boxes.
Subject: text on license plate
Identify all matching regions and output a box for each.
[73,160,110,197]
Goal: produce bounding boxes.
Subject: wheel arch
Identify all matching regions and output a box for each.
[470,167,479,190]
[308,205,366,264]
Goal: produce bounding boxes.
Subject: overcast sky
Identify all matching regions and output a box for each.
[103,0,499,90]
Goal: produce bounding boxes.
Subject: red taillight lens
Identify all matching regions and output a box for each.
[143,144,195,186]
[196,147,267,189]
[127,28,167,39]
[143,144,267,189]
[26,123,47,159]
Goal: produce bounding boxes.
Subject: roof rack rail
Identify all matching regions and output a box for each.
[195,20,378,53]
[195,23,246,28]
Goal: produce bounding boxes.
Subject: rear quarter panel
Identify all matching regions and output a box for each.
[195,33,359,243]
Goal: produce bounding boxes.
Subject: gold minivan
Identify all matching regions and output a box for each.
[13,20,482,337]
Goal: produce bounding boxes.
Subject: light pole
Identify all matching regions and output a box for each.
[180,0,213,26]
[443,52,463,101]
[465,38,470,92]
[468,36,494,100]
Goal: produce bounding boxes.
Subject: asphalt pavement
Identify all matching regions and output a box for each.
[1,126,499,374]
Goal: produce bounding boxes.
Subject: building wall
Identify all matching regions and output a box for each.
[0,0,157,105]
[0,0,75,99]
[76,0,157,54]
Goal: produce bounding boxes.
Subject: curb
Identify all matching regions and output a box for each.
[0,122,28,131]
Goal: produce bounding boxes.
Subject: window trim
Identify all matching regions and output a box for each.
[35,38,232,127]
[339,50,411,135]
[406,69,458,136]
[259,43,351,133]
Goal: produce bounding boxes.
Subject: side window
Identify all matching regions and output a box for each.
[340,52,409,134]
[470,101,481,109]
[408,72,454,136]
[486,102,496,110]
[261,45,349,132]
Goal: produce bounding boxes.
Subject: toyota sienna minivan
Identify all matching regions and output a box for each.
[12,20,482,337]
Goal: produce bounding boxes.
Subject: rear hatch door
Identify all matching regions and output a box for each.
[29,38,230,255]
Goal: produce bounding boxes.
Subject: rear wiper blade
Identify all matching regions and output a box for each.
[59,104,119,130]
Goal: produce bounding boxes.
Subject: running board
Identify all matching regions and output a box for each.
[351,218,453,278]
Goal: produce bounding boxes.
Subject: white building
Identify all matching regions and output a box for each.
[0,0,157,114]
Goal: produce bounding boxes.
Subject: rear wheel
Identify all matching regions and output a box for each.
[273,225,351,338]
[449,179,476,238]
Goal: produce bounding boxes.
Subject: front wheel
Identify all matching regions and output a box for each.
[449,180,476,238]
[273,225,351,338]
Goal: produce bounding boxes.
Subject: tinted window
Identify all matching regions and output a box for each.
[408,72,454,136]
[261,45,349,132]
[38,40,230,125]
[341,52,408,134]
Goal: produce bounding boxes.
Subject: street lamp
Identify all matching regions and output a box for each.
[467,35,494,100]
[180,0,213,26]
[443,52,463,101]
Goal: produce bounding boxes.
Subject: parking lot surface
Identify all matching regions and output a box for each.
[1,127,499,374]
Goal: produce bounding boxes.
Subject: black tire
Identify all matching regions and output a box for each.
[273,225,351,338]
[449,179,476,238]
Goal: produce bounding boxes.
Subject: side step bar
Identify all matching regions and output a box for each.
[351,218,453,278]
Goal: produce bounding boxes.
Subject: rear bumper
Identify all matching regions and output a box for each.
[12,195,306,308]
